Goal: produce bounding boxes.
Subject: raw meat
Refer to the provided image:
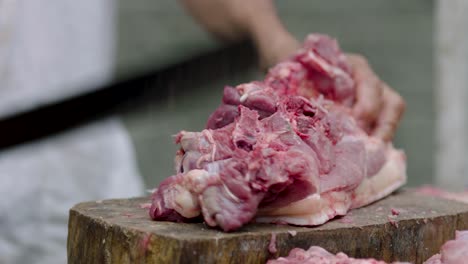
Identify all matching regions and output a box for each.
[206,34,355,130]
[149,33,407,231]
[423,231,468,264]
[268,231,468,264]
[391,208,400,216]
[266,246,409,264]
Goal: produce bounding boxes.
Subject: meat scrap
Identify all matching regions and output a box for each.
[268,231,468,264]
[391,208,400,216]
[267,246,409,264]
[149,33,407,231]
[424,231,468,264]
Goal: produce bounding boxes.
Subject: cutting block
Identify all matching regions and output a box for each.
[67,190,468,264]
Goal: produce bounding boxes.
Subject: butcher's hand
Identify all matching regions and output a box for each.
[347,54,406,141]
[180,0,405,142]
[180,0,300,70]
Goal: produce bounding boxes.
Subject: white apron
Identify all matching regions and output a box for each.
[0,0,144,263]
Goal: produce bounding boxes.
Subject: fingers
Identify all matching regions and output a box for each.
[372,84,406,141]
[348,54,383,127]
[347,53,405,141]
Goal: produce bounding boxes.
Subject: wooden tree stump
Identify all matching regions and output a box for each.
[67,190,468,264]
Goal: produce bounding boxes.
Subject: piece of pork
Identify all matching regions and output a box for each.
[149,33,406,231]
[424,231,468,264]
[267,246,410,264]
[268,231,468,264]
[150,96,406,231]
[267,34,355,106]
[151,105,321,230]
[206,33,355,130]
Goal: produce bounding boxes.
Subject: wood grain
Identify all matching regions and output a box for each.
[67,190,468,264]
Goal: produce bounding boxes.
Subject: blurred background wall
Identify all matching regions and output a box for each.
[115,0,434,188]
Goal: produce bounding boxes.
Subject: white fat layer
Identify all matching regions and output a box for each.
[306,51,350,81]
[255,148,406,226]
[256,192,350,226]
[351,149,406,208]
[173,185,200,218]
[240,93,249,102]
[169,169,212,218]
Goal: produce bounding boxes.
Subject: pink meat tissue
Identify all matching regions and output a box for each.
[149,34,407,232]
[267,231,468,264]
